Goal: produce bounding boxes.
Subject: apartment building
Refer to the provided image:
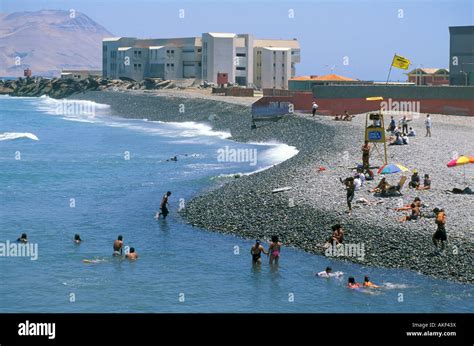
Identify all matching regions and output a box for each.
[102,33,300,89]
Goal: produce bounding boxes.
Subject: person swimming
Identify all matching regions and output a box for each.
[113,235,123,256]
[347,277,361,289]
[125,247,138,260]
[250,240,268,264]
[268,235,282,265]
[74,234,82,244]
[363,275,380,288]
[317,266,344,278]
[17,233,28,243]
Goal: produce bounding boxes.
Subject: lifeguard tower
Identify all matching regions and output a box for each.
[364,97,388,166]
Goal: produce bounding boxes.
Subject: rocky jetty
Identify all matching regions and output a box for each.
[0,76,197,99]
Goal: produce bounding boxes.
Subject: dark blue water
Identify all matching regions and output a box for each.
[0,95,472,312]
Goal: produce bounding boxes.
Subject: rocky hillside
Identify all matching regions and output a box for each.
[0,10,112,77]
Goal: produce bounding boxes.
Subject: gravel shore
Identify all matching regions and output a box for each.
[73,90,474,284]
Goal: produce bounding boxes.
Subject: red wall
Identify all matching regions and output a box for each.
[312,98,474,116]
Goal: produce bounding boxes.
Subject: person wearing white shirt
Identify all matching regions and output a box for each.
[425,114,432,137]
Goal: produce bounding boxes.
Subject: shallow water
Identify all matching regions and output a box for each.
[0,95,472,313]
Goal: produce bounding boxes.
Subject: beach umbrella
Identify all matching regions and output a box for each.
[446,155,474,185]
[377,163,410,175]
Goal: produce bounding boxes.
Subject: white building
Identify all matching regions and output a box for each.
[103,33,300,89]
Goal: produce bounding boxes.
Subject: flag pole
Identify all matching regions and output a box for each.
[386,54,395,85]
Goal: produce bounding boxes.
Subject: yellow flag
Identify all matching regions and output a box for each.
[391,54,411,70]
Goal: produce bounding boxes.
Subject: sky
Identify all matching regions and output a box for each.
[1,0,473,81]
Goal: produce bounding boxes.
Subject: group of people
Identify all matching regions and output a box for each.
[317,267,380,289]
[408,170,431,190]
[250,236,282,265]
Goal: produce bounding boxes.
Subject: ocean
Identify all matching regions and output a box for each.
[0,95,472,312]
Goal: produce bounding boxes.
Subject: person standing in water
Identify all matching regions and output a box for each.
[156,191,172,220]
[113,235,123,256]
[268,235,282,265]
[17,233,28,243]
[250,240,268,264]
[125,247,138,260]
[74,234,82,244]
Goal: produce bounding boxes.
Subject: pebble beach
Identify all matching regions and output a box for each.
[73,90,474,284]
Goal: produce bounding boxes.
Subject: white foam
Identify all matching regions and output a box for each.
[0,132,39,141]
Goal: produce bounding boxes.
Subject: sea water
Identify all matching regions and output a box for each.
[0,95,472,313]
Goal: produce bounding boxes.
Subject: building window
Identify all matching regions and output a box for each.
[236,67,246,71]
[198,48,202,52]
[236,53,246,57]
[282,63,285,67]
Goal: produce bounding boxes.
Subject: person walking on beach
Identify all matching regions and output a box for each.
[432,209,447,251]
[425,114,432,137]
[341,177,355,214]
[268,235,282,265]
[113,235,123,256]
[250,240,268,264]
[311,101,319,117]
[361,141,371,169]
[156,191,172,220]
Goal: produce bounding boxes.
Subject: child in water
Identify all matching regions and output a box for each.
[363,275,380,288]
[347,277,361,289]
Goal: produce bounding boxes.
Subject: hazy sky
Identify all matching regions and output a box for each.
[2,0,473,81]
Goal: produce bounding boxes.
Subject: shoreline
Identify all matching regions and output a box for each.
[68,90,473,284]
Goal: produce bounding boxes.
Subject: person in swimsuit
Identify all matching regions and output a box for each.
[250,240,268,264]
[17,233,28,243]
[347,277,361,289]
[113,235,123,256]
[74,234,82,244]
[363,275,380,288]
[268,235,282,265]
[331,224,344,244]
[125,247,138,260]
[398,203,420,222]
[361,141,371,169]
[432,209,447,250]
[395,197,422,211]
[156,191,172,219]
